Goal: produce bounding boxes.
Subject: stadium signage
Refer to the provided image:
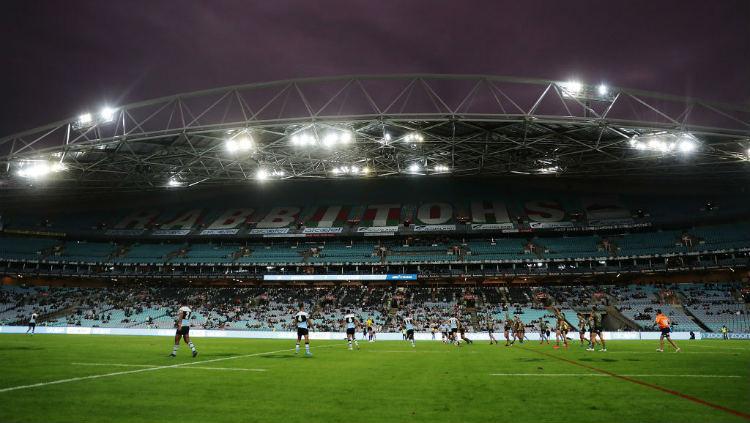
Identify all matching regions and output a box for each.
[470,223,515,230]
[528,221,574,229]
[701,332,750,340]
[302,227,344,234]
[199,229,241,235]
[249,228,290,235]
[356,226,400,233]
[105,229,145,236]
[152,229,191,236]
[263,274,417,281]
[413,224,457,232]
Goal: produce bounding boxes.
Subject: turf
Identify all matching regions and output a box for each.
[0,335,748,423]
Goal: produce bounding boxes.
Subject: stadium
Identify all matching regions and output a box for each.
[1,73,749,422]
[2,4,750,423]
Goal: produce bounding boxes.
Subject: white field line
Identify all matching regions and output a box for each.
[71,363,267,372]
[490,373,742,378]
[0,344,334,394]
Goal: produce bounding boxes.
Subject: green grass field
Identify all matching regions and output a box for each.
[0,335,748,423]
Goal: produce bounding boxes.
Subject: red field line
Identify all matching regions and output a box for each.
[520,346,750,420]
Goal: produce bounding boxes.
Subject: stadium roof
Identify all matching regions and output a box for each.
[1,74,749,191]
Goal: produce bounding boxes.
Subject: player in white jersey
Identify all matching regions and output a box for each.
[170,305,198,357]
[343,311,360,350]
[403,315,416,348]
[26,312,38,335]
[294,303,313,356]
[448,316,460,346]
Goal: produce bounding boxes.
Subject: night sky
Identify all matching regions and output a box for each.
[2,1,749,136]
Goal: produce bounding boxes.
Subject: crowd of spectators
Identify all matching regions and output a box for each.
[1,282,746,332]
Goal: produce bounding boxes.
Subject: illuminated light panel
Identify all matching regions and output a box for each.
[100,106,116,123]
[15,161,67,179]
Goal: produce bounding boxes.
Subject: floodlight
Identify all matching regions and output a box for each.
[562,80,583,95]
[678,139,696,153]
[167,178,183,187]
[225,139,239,152]
[408,163,421,173]
[340,131,353,143]
[50,162,67,172]
[237,135,253,150]
[433,164,450,172]
[323,133,337,148]
[256,169,269,180]
[404,132,424,143]
[15,161,67,179]
[291,131,316,146]
[225,133,253,153]
[77,113,93,126]
[100,106,116,123]
[597,84,609,96]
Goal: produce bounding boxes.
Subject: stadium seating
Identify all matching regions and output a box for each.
[3,283,744,333]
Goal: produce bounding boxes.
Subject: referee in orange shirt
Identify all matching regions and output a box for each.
[655,310,681,352]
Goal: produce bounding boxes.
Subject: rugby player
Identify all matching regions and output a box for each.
[486,316,498,345]
[655,309,681,352]
[438,322,447,343]
[170,305,198,358]
[343,310,360,350]
[587,306,607,352]
[512,315,525,344]
[538,319,550,344]
[294,303,313,356]
[458,319,473,344]
[577,313,589,347]
[503,313,514,346]
[448,316,460,346]
[403,314,416,348]
[26,312,38,335]
[553,308,568,349]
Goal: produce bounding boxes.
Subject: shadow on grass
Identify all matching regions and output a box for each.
[578,357,618,363]
[0,346,45,351]
[259,354,298,360]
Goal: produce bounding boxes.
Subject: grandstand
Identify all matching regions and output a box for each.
[0,73,748,423]
[0,75,748,343]
[2,282,747,334]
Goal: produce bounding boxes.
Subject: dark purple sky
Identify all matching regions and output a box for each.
[2,0,749,136]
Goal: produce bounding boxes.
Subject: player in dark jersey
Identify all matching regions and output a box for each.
[503,313,514,346]
[512,315,525,344]
[587,306,607,352]
[553,308,569,349]
[458,319,473,344]
[343,310,360,350]
[294,303,313,356]
[170,305,198,358]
